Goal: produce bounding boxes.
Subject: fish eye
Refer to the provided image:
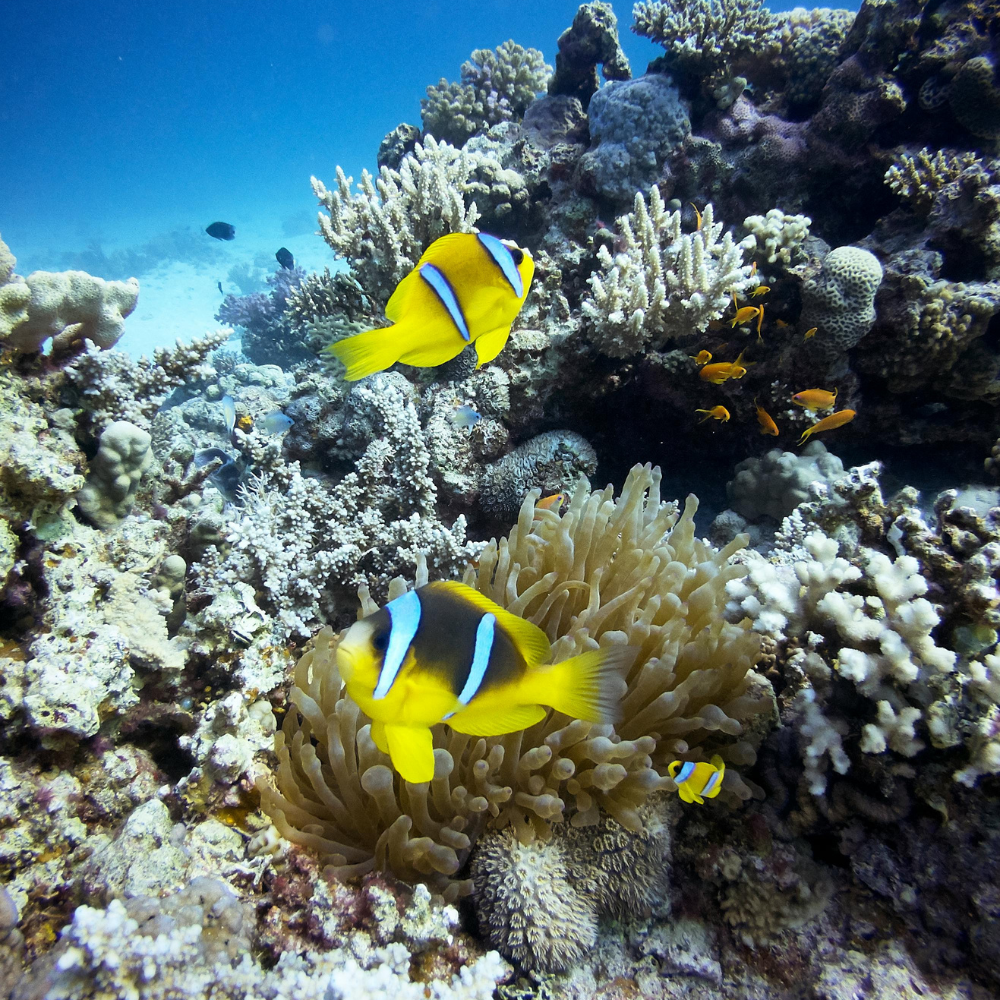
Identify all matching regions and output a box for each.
[371,629,390,654]
[507,246,524,266]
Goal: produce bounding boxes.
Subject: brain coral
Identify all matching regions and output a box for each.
[259,465,766,897]
[800,246,883,369]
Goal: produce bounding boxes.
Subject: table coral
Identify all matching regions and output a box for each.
[581,188,753,356]
[421,40,551,148]
[259,465,767,898]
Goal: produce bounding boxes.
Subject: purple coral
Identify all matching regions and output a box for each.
[215,266,305,335]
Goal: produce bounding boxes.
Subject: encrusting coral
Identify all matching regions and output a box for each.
[258,464,767,898]
[581,189,754,356]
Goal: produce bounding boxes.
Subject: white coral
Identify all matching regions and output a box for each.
[582,188,754,356]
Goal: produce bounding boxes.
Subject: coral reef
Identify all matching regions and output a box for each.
[548,1,631,105]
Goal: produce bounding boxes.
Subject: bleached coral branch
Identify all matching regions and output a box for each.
[582,188,754,356]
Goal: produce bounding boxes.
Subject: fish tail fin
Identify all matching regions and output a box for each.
[541,645,633,724]
[326,326,403,381]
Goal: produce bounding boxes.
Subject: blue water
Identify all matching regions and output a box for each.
[1,0,859,352]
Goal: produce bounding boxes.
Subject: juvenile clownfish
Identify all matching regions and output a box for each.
[798,408,856,446]
[690,350,713,366]
[755,399,779,436]
[731,306,760,327]
[337,581,632,784]
[668,755,726,804]
[535,492,568,512]
[803,327,817,340]
[792,387,838,411]
[327,233,534,381]
[751,285,770,297]
[696,405,730,424]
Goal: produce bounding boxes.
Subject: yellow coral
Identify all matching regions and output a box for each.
[259,465,767,896]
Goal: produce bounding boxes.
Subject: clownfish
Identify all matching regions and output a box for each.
[668,755,726,804]
[792,387,838,411]
[337,581,631,783]
[798,408,856,446]
[327,233,534,381]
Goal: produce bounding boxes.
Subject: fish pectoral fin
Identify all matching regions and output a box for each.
[473,325,512,367]
[446,703,547,736]
[397,337,468,369]
[327,326,403,381]
[384,267,423,322]
[370,719,389,754]
[384,724,436,784]
[426,581,551,666]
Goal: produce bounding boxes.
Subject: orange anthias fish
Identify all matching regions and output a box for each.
[700,350,749,384]
[803,327,817,340]
[731,306,760,328]
[668,756,726,804]
[749,261,758,277]
[792,387,838,411]
[775,318,789,328]
[755,399,779,436]
[756,303,765,341]
[690,203,703,230]
[690,350,713,365]
[798,408,856,446]
[535,492,568,513]
[696,405,730,424]
[751,285,770,297]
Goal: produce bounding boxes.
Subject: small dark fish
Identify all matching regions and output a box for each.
[193,448,232,469]
[207,462,245,503]
[217,280,224,295]
[206,221,236,241]
[275,247,294,270]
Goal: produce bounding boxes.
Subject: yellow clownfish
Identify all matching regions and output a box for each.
[337,581,631,784]
[668,755,726,804]
[327,232,534,381]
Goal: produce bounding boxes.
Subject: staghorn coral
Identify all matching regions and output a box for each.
[885,147,981,211]
[259,464,767,897]
[581,189,753,356]
[420,41,551,147]
[633,0,775,95]
[742,209,812,266]
[312,136,481,307]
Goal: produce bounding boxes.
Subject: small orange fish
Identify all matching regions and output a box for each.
[775,318,789,328]
[708,319,726,331]
[750,261,758,277]
[689,350,712,365]
[731,306,760,327]
[668,756,726,804]
[803,327,817,340]
[751,285,770,297]
[731,290,739,311]
[696,405,730,424]
[798,408,855,446]
[701,350,749,384]
[755,399,779,436]
[535,492,568,512]
[756,303,765,340]
[690,203,703,230]
[792,387,838,411]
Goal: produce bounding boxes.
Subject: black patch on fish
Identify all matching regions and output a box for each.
[506,246,524,266]
[275,247,294,270]
[206,221,236,241]
[408,585,525,697]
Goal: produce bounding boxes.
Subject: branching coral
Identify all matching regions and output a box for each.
[633,0,776,94]
[259,464,767,897]
[769,7,854,109]
[885,147,981,211]
[742,209,812,266]
[581,189,754,356]
[421,41,551,147]
[312,137,481,307]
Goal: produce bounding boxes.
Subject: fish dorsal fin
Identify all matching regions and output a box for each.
[385,267,423,323]
[424,581,551,667]
[446,702,547,736]
[414,232,475,268]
